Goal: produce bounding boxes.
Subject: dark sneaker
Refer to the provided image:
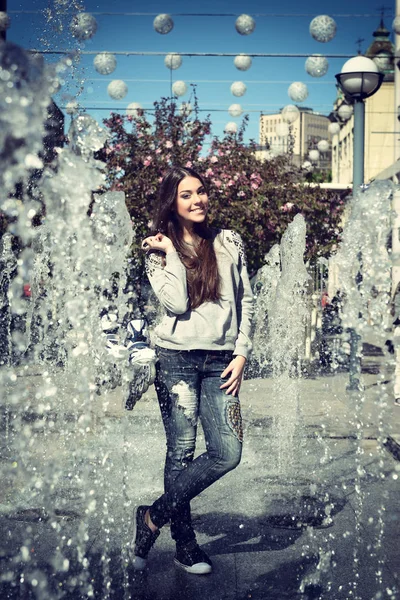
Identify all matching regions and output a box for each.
[174,540,213,575]
[132,505,160,570]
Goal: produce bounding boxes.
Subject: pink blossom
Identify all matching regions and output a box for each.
[197,145,202,151]
[218,150,224,157]
[238,191,245,197]
[213,179,222,188]
[250,173,258,180]
[227,180,235,186]
[143,155,153,167]
[205,168,213,177]
[251,182,259,190]
[185,160,193,168]
[233,175,239,181]
[158,177,163,182]
[115,143,122,151]
[155,148,162,154]
[210,156,218,163]
[137,133,144,138]
[280,202,294,212]
[177,140,183,146]
[165,141,173,148]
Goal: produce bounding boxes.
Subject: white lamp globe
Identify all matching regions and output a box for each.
[281,104,300,123]
[94,53,117,75]
[66,100,79,115]
[126,102,142,118]
[234,54,252,71]
[337,56,381,98]
[317,139,329,152]
[228,103,243,117]
[309,149,320,162]
[305,54,329,77]
[70,12,98,40]
[180,102,192,116]
[225,122,238,133]
[288,82,308,102]
[393,16,400,35]
[172,80,187,97]
[337,104,353,121]
[328,122,340,135]
[107,80,128,100]
[231,81,247,97]
[164,53,182,70]
[302,160,313,171]
[309,15,337,43]
[276,122,289,137]
[0,12,10,31]
[235,14,256,35]
[154,14,174,34]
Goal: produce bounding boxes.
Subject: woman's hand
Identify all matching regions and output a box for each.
[141,233,175,254]
[220,355,246,397]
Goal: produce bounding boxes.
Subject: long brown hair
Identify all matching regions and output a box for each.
[152,166,221,309]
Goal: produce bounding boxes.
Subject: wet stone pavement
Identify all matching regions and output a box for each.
[0,365,399,600]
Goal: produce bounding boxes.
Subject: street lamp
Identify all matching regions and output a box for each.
[335,56,384,390]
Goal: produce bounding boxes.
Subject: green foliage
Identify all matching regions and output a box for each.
[101,94,346,275]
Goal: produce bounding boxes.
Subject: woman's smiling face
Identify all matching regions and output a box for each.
[175,176,208,229]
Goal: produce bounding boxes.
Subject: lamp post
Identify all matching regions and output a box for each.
[335,56,384,390]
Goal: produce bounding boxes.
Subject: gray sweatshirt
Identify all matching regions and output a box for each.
[145,229,254,358]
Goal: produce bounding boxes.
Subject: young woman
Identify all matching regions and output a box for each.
[132,166,253,574]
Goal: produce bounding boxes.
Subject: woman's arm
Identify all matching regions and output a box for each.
[143,234,189,315]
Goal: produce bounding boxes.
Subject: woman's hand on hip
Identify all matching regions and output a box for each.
[220,355,246,397]
[141,233,175,254]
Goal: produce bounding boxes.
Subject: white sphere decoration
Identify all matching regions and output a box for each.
[180,102,192,116]
[309,15,337,43]
[393,16,400,35]
[302,160,313,171]
[235,14,256,35]
[164,53,182,70]
[0,12,10,31]
[270,141,286,156]
[228,103,243,117]
[305,54,329,77]
[66,100,79,115]
[234,54,252,71]
[93,53,117,75]
[328,122,340,136]
[317,139,329,152]
[338,103,353,121]
[172,80,187,97]
[154,14,174,34]
[225,122,238,134]
[281,104,300,123]
[288,82,308,102]
[70,12,98,40]
[126,102,142,118]
[276,122,289,137]
[309,149,320,162]
[231,81,247,97]
[107,80,128,100]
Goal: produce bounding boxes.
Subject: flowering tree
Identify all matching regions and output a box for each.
[101,94,346,275]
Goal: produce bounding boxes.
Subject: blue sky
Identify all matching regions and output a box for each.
[7,0,396,144]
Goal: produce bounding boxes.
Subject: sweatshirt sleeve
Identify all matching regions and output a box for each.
[144,250,189,315]
[226,231,254,359]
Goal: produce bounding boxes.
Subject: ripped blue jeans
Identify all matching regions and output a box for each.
[149,347,243,546]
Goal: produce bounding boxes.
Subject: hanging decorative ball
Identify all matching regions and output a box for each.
[180,102,192,116]
[305,54,329,77]
[281,104,300,123]
[164,53,182,70]
[393,16,400,35]
[126,102,143,118]
[0,12,10,31]
[309,149,320,162]
[317,139,329,152]
[309,15,337,43]
[235,14,256,35]
[270,141,286,156]
[154,14,174,34]
[93,52,117,75]
[228,103,243,117]
[66,100,79,115]
[172,80,187,97]
[234,54,252,71]
[302,160,313,171]
[288,82,308,102]
[276,122,289,137]
[337,103,353,121]
[225,122,238,133]
[70,12,98,40]
[328,122,340,136]
[231,81,247,97]
[107,80,128,100]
